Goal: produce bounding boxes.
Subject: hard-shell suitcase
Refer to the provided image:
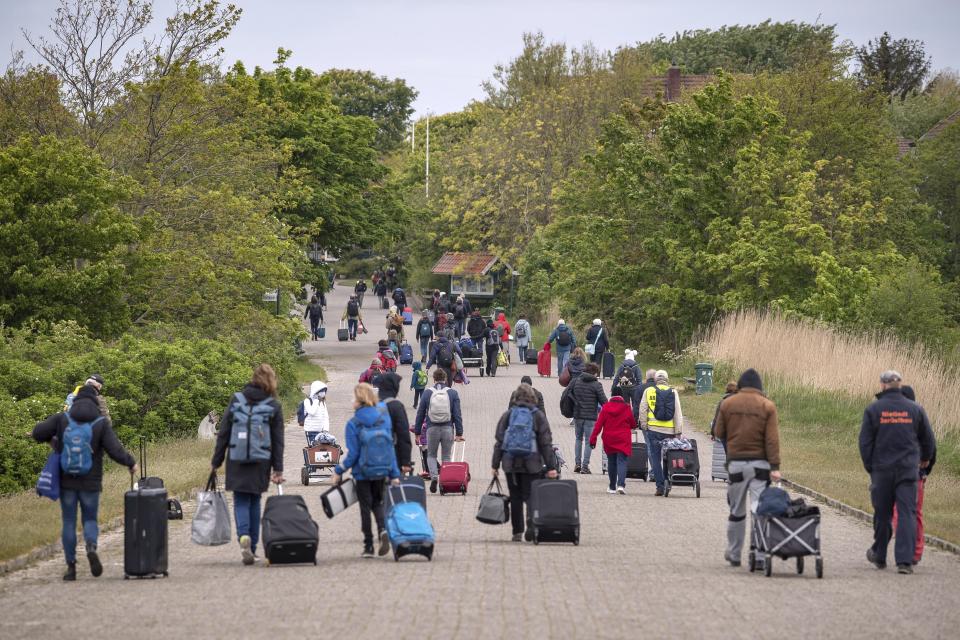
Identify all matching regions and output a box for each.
[337,320,349,342]
[124,439,168,578]
[626,431,649,479]
[530,479,579,545]
[262,484,319,565]
[525,346,538,365]
[399,341,414,365]
[402,307,413,325]
[537,348,551,377]
[382,298,390,309]
[438,441,470,495]
[385,483,434,561]
[712,439,728,482]
[601,351,615,379]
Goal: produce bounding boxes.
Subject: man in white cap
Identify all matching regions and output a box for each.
[638,370,684,496]
[584,318,609,365]
[547,319,576,373]
[859,369,936,574]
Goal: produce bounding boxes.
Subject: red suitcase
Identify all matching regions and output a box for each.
[439,441,470,495]
[537,343,552,377]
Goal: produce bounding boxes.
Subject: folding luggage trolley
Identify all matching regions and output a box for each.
[301,441,343,485]
[662,438,700,498]
[749,509,823,578]
[458,337,484,376]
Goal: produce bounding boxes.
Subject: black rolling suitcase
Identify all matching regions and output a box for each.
[262,484,319,565]
[601,351,615,379]
[530,479,580,545]
[388,474,428,513]
[337,321,349,342]
[626,431,649,479]
[124,439,168,578]
[525,346,538,365]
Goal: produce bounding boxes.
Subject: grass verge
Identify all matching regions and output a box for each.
[1,355,328,566]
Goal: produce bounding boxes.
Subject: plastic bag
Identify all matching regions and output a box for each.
[191,472,232,546]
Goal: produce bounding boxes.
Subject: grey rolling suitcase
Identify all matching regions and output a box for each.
[712,439,728,482]
[530,479,579,545]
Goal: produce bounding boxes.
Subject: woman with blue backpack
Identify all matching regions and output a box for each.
[211,364,286,566]
[492,384,558,542]
[33,383,138,581]
[331,383,402,558]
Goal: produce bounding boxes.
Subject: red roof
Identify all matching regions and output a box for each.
[431,252,498,275]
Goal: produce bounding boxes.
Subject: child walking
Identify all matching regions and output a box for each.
[411,361,428,409]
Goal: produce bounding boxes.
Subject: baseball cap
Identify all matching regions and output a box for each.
[880,370,902,384]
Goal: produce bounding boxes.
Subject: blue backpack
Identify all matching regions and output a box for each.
[502,406,538,458]
[358,407,395,479]
[756,486,790,516]
[386,501,435,546]
[653,386,676,421]
[228,392,274,463]
[296,400,306,426]
[60,416,100,476]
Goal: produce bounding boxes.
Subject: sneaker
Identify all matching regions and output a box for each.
[430,479,438,494]
[86,543,102,577]
[655,488,664,496]
[573,465,581,474]
[524,528,534,542]
[866,548,886,570]
[361,545,375,558]
[616,486,626,495]
[724,552,741,567]
[63,562,76,582]
[897,564,914,575]
[580,466,592,475]
[239,535,255,566]
[607,488,617,494]
[511,533,522,542]
[378,530,390,557]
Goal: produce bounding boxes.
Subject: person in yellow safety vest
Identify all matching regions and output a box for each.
[638,370,684,496]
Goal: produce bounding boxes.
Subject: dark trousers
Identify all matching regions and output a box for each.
[870,466,918,566]
[506,472,534,535]
[355,478,386,546]
[413,387,424,408]
[486,345,499,376]
[308,317,321,339]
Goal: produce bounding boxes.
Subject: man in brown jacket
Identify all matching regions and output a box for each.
[714,368,781,567]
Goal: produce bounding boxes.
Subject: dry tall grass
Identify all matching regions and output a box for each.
[701,310,960,439]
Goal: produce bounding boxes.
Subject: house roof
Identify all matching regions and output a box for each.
[919,109,960,142]
[431,252,498,276]
[896,137,916,158]
[636,71,715,102]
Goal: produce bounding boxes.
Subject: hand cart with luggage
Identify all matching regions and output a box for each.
[301,439,343,486]
[749,508,823,578]
[458,337,484,376]
[662,437,700,498]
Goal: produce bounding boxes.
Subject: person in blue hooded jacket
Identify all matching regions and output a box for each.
[547,319,577,373]
[331,383,401,558]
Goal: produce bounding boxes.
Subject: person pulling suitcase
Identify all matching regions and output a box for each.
[211,364,286,566]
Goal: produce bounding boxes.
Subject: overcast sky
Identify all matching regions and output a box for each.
[2,0,958,116]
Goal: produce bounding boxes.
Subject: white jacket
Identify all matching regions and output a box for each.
[303,381,330,432]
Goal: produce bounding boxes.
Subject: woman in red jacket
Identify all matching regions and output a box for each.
[493,313,511,350]
[589,395,635,494]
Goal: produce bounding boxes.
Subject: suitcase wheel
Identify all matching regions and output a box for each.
[695,481,701,498]
[796,556,804,575]
[301,467,310,486]
[815,557,823,579]
[748,551,756,573]
[764,555,773,577]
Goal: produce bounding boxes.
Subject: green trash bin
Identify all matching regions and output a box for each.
[695,363,714,395]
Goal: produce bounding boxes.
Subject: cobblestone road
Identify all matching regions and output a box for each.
[1,282,959,639]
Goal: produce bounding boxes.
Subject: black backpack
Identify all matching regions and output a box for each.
[557,328,572,347]
[436,344,454,368]
[559,379,576,418]
[653,386,676,421]
[618,365,638,390]
[347,300,359,316]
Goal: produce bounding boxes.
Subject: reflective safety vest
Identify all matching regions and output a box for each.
[645,384,676,432]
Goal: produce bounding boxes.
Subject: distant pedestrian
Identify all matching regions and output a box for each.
[570,362,607,474]
[342,295,364,340]
[584,318,609,364]
[859,371,936,574]
[547,319,576,373]
[33,385,137,580]
[386,306,405,342]
[492,383,558,542]
[359,358,385,386]
[331,383,401,558]
[713,368,778,568]
[302,380,330,445]
[374,279,387,308]
[411,361,428,409]
[415,310,434,361]
[354,279,367,307]
[892,385,937,566]
[589,394,635,494]
[559,347,587,388]
[377,373,414,475]
[427,335,462,383]
[413,369,465,493]
[514,314,532,362]
[391,287,407,311]
[211,364,285,566]
[709,381,738,451]
[611,349,642,417]
[304,295,324,340]
[514,375,545,413]
[467,311,487,352]
[485,318,502,377]
[638,370,684,496]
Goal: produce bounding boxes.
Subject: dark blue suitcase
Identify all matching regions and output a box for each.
[399,341,414,364]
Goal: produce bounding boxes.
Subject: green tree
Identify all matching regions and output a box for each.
[914,118,960,280]
[320,68,418,152]
[856,32,931,101]
[887,70,960,139]
[0,136,136,336]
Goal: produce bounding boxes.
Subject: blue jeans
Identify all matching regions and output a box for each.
[557,349,571,373]
[644,430,671,490]
[60,489,100,563]
[574,419,595,467]
[607,452,628,490]
[347,318,359,339]
[419,336,430,359]
[234,491,262,554]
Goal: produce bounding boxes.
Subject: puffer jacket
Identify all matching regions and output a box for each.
[303,381,329,432]
[589,396,635,456]
[570,372,607,421]
[492,402,557,474]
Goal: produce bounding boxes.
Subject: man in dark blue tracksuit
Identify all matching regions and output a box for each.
[859,370,936,574]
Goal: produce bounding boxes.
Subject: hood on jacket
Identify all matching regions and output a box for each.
[580,372,598,383]
[737,368,763,393]
[68,385,101,422]
[354,404,384,427]
[496,313,506,322]
[378,372,401,399]
[412,361,423,372]
[309,380,327,398]
[241,383,270,403]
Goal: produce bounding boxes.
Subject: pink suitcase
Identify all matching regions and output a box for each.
[438,441,470,495]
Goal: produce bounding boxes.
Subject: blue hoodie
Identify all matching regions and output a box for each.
[334,405,401,480]
[410,361,427,390]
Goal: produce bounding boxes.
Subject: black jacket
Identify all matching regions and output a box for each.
[32,387,135,492]
[585,325,609,353]
[415,318,434,341]
[304,302,323,321]
[859,388,936,473]
[570,373,607,420]
[382,398,414,469]
[467,316,487,340]
[508,387,545,413]
[212,384,285,494]
[492,403,557,474]
[374,282,387,296]
[392,289,407,309]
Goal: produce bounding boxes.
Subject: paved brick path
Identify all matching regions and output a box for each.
[2,282,959,639]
